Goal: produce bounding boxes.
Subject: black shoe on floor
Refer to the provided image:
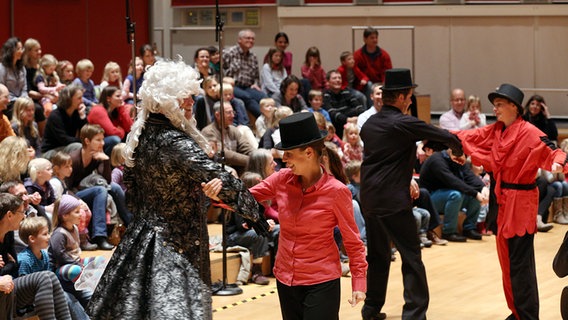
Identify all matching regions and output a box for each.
[361,304,387,320]
[94,237,115,250]
[463,229,482,240]
[442,233,467,242]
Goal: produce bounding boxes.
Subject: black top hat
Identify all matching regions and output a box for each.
[488,83,524,114]
[275,113,327,150]
[380,68,418,91]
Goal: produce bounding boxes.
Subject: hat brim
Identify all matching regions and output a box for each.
[275,130,328,151]
[380,84,418,91]
[488,92,522,111]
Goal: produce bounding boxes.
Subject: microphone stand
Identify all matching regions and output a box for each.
[126,0,137,107]
[212,0,242,297]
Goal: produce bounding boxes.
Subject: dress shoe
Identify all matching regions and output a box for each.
[442,233,467,242]
[463,229,482,240]
[94,237,115,250]
[537,214,553,232]
[251,273,270,285]
[427,230,448,245]
[361,304,387,320]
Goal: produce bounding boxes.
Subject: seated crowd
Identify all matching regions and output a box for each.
[0,26,566,319]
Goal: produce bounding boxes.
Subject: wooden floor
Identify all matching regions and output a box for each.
[211,224,568,320]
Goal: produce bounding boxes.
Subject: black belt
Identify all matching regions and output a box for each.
[501,181,537,190]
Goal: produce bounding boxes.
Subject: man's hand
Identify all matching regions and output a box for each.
[448,149,466,165]
[349,291,366,307]
[410,179,420,200]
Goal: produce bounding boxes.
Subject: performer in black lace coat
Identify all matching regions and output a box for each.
[87,58,268,320]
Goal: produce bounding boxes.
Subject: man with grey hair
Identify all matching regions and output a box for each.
[439,88,466,131]
[201,101,255,175]
[223,29,267,118]
[0,84,15,142]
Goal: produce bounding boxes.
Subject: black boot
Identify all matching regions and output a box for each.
[94,237,114,250]
[80,233,98,251]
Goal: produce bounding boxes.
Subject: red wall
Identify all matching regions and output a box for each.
[0,0,149,82]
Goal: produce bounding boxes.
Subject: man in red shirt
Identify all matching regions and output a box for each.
[353,27,393,85]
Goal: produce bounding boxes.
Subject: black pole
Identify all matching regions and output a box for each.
[126,0,137,107]
[212,0,242,297]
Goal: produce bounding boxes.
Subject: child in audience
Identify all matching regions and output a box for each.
[24,158,55,210]
[255,98,275,140]
[49,151,96,251]
[337,51,369,107]
[99,61,123,92]
[460,95,486,130]
[301,46,327,91]
[49,194,103,308]
[222,82,250,127]
[122,56,144,105]
[10,96,41,156]
[325,121,344,151]
[17,217,51,276]
[345,160,362,201]
[207,45,220,77]
[111,143,127,192]
[307,89,331,122]
[35,54,66,117]
[194,76,219,130]
[261,48,287,96]
[72,59,97,107]
[342,122,363,165]
[56,60,75,86]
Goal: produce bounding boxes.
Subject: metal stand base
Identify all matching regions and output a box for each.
[212,282,243,296]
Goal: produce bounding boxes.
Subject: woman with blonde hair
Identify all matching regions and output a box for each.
[0,136,32,183]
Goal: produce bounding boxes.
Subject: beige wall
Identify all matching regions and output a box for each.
[153,3,568,117]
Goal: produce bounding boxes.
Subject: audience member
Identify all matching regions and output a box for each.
[301,46,327,91]
[523,94,558,143]
[56,60,74,86]
[139,44,157,70]
[24,158,56,214]
[194,76,219,130]
[419,149,488,242]
[357,83,382,130]
[459,95,486,130]
[22,38,42,103]
[323,70,365,138]
[261,48,287,96]
[87,86,131,153]
[266,32,293,76]
[99,61,123,92]
[201,101,256,175]
[194,47,212,84]
[122,57,144,105]
[0,136,30,183]
[307,89,330,122]
[271,75,308,113]
[72,59,97,107]
[11,97,39,156]
[41,85,87,158]
[221,82,250,127]
[439,88,466,130]
[110,143,127,192]
[353,27,392,85]
[66,124,132,228]
[0,193,71,320]
[223,29,267,117]
[337,51,369,107]
[553,230,568,319]
[535,170,557,230]
[0,84,15,142]
[207,45,220,78]
[35,54,65,118]
[255,98,275,140]
[259,106,293,170]
[342,122,363,165]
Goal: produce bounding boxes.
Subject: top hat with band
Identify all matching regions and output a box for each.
[275,113,327,150]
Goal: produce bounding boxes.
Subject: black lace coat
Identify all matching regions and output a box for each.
[87,113,263,320]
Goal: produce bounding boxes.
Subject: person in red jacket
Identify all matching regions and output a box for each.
[457,83,568,320]
[353,27,393,85]
[337,51,370,108]
[87,86,133,156]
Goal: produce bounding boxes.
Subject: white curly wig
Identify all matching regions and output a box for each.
[124,57,212,167]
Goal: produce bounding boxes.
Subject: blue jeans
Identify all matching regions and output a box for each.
[75,186,108,238]
[233,86,266,118]
[109,182,133,226]
[552,180,568,198]
[103,135,121,157]
[431,189,480,234]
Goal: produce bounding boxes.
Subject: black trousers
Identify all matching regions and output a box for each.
[277,278,340,320]
[364,209,429,320]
